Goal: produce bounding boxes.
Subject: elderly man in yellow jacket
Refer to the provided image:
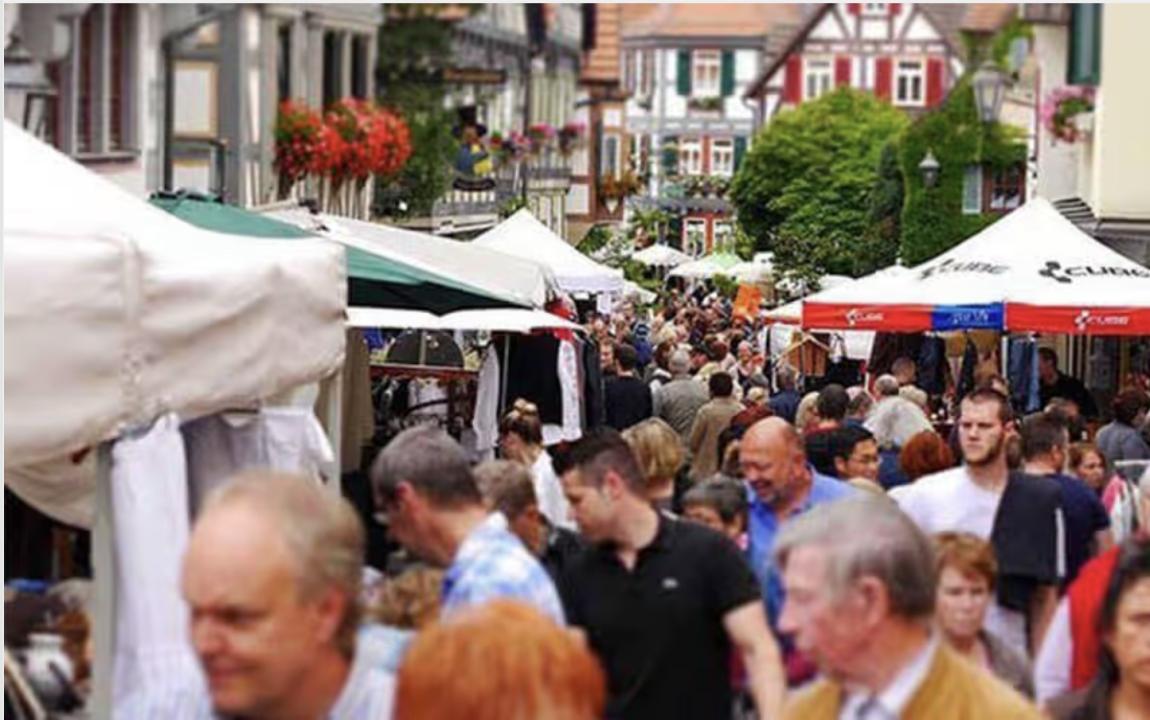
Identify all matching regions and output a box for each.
[775,495,1044,720]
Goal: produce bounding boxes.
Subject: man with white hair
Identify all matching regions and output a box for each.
[654,348,710,443]
[777,495,1041,718]
[125,470,396,718]
[866,374,932,489]
[1034,467,1150,703]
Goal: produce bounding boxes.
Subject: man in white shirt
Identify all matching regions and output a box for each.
[893,388,1063,659]
[776,495,1040,719]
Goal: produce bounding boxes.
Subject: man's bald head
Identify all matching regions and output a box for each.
[740,417,812,510]
[743,417,803,456]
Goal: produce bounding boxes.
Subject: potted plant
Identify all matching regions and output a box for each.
[1041,86,1096,144]
[273,101,324,197]
[688,96,724,113]
[558,122,586,156]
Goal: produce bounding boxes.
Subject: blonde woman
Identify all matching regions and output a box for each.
[499,399,571,528]
[623,417,686,514]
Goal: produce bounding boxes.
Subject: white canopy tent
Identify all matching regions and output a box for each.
[631,243,692,268]
[269,208,556,309]
[346,307,582,333]
[4,122,346,482]
[802,199,1150,334]
[4,121,348,716]
[668,251,742,280]
[472,209,625,295]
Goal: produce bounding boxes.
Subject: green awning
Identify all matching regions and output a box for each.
[149,193,519,313]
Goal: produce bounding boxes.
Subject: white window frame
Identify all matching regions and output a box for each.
[803,58,833,102]
[895,59,926,107]
[601,134,621,177]
[679,137,703,176]
[862,3,889,17]
[962,165,983,215]
[685,218,707,257]
[638,49,655,99]
[710,139,734,178]
[691,49,721,98]
[713,220,734,251]
[55,4,138,157]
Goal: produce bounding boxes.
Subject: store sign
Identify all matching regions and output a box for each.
[1073,309,1131,332]
[918,258,1009,280]
[932,304,1004,330]
[845,308,885,327]
[442,67,507,85]
[1038,260,1150,284]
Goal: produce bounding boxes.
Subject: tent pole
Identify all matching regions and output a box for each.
[1000,333,1009,381]
[321,368,344,495]
[91,443,116,717]
[500,333,510,415]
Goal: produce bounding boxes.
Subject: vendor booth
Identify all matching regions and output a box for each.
[802,199,1150,334]
[472,209,625,296]
[631,243,692,269]
[668,251,742,280]
[4,122,348,715]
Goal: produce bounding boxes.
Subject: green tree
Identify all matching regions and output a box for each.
[897,79,1026,265]
[374,5,479,218]
[730,88,908,286]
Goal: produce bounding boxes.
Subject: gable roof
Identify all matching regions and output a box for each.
[582,3,624,84]
[621,3,803,41]
[743,3,978,100]
[960,3,1018,35]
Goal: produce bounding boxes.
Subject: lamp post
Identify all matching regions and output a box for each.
[918,150,940,188]
[972,61,1007,124]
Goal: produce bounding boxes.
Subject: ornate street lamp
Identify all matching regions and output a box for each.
[918,150,940,188]
[972,61,1007,124]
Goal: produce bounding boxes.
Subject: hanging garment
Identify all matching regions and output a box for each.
[471,345,501,462]
[1027,342,1042,413]
[957,336,979,400]
[868,332,925,377]
[505,333,563,424]
[1007,338,1035,411]
[557,340,582,442]
[183,408,334,516]
[916,336,948,395]
[582,338,607,429]
[111,413,201,707]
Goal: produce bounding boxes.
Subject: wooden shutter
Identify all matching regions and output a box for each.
[926,57,944,107]
[662,135,679,177]
[677,50,692,96]
[834,56,851,87]
[875,57,892,101]
[720,50,735,96]
[734,136,747,172]
[1068,4,1102,85]
[847,3,861,15]
[890,3,902,15]
[783,55,802,104]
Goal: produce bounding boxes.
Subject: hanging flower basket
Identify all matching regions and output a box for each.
[1041,86,1096,144]
[273,101,323,194]
[558,122,586,156]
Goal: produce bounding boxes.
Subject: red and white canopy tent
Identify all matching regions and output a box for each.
[801,199,1150,335]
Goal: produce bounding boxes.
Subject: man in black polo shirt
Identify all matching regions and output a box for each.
[557,429,784,719]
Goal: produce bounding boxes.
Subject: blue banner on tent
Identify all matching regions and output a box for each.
[931,304,1004,330]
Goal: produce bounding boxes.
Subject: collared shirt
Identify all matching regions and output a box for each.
[558,512,761,719]
[839,633,939,720]
[117,633,396,719]
[745,467,857,627]
[441,512,566,625]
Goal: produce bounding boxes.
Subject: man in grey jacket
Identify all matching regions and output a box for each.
[654,349,710,444]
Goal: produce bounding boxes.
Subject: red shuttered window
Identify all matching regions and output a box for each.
[875,57,892,101]
[784,55,802,103]
[835,56,851,87]
[926,57,945,107]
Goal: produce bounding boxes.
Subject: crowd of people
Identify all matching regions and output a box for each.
[141,290,1150,720]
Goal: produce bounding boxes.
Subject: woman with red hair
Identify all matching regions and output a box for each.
[396,600,606,720]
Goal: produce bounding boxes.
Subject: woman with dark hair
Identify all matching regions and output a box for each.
[1047,537,1150,720]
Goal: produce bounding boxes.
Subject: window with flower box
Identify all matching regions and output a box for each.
[679,137,703,176]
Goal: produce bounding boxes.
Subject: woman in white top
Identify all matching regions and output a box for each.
[499,399,572,529]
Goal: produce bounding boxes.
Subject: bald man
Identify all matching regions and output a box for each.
[738,418,857,685]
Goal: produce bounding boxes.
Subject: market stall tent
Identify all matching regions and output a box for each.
[802,199,1150,334]
[631,243,692,268]
[668,251,742,280]
[472,209,625,295]
[4,122,346,478]
[267,207,556,311]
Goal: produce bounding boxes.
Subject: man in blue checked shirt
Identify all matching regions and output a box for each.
[371,425,565,624]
